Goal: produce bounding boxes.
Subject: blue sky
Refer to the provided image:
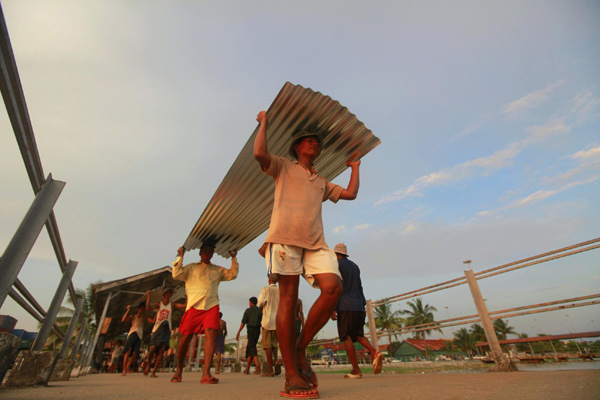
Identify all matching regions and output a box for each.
[1,1,598,341]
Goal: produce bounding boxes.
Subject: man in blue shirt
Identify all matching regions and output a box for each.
[332,243,384,378]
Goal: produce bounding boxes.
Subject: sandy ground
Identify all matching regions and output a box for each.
[1,369,599,400]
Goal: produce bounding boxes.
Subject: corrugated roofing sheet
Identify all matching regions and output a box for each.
[183,82,381,258]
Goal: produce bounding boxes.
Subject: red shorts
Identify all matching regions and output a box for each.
[179,305,220,335]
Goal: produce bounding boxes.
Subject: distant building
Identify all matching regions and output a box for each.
[11,329,38,351]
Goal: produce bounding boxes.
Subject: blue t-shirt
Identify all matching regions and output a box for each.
[336,257,366,312]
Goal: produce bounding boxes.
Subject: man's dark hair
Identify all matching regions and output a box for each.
[249,296,258,305]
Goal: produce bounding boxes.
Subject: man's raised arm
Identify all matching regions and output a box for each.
[339,154,361,200]
[253,111,271,171]
[172,247,187,281]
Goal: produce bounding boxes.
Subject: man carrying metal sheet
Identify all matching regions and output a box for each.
[170,243,239,384]
[254,110,361,399]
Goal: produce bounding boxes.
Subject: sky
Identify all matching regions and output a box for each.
[1,1,599,342]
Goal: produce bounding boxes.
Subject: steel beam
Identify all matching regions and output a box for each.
[0,174,65,308]
[32,260,78,351]
[71,316,88,361]
[87,291,113,369]
[58,297,85,359]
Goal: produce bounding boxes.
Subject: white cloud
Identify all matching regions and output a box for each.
[399,224,418,235]
[333,225,347,233]
[376,141,524,205]
[354,224,370,231]
[503,80,566,115]
[569,90,600,124]
[525,118,571,142]
[571,145,600,160]
[479,175,599,216]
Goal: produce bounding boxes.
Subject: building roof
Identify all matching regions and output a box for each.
[403,339,450,351]
[93,266,186,342]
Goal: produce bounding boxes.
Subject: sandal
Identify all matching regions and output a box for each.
[170,375,182,383]
[280,384,319,399]
[300,368,318,389]
[373,352,384,374]
[201,376,219,384]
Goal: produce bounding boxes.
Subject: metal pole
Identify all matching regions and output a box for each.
[88,291,113,367]
[71,317,88,361]
[32,260,78,351]
[77,327,93,376]
[58,297,85,359]
[0,174,65,308]
[366,299,379,350]
[464,269,515,370]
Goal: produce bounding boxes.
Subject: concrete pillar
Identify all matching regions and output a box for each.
[59,297,84,360]
[2,351,54,386]
[32,260,78,351]
[366,299,379,350]
[0,174,65,308]
[464,270,517,371]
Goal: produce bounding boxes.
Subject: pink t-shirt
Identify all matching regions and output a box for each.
[264,156,343,249]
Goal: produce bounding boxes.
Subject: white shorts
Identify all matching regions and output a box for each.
[265,243,341,288]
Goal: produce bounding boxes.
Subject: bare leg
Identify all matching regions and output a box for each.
[244,356,251,374]
[215,353,222,373]
[253,355,261,374]
[144,346,157,375]
[174,334,193,379]
[121,350,131,376]
[202,328,217,380]
[297,273,342,385]
[345,337,362,376]
[277,275,314,395]
[265,348,274,375]
[356,336,378,359]
[150,346,166,377]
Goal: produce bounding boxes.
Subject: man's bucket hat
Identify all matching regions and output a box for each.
[288,131,324,159]
[334,243,349,256]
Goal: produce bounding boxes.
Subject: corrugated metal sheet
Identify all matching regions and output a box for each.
[183,82,381,258]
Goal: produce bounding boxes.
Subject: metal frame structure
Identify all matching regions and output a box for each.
[0,3,89,378]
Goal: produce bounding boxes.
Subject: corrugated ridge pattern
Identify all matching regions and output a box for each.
[183,82,381,258]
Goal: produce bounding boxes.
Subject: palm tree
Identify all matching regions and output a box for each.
[401,298,441,361]
[37,283,100,352]
[493,319,516,340]
[452,328,476,358]
[469,323,486,355]
[373,303,404,347]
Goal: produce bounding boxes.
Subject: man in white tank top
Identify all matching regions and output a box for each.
[143,288,185,377]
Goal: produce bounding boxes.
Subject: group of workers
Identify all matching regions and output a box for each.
[119,111,382,399]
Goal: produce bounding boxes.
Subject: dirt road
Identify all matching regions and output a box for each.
[2,369,599,400]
